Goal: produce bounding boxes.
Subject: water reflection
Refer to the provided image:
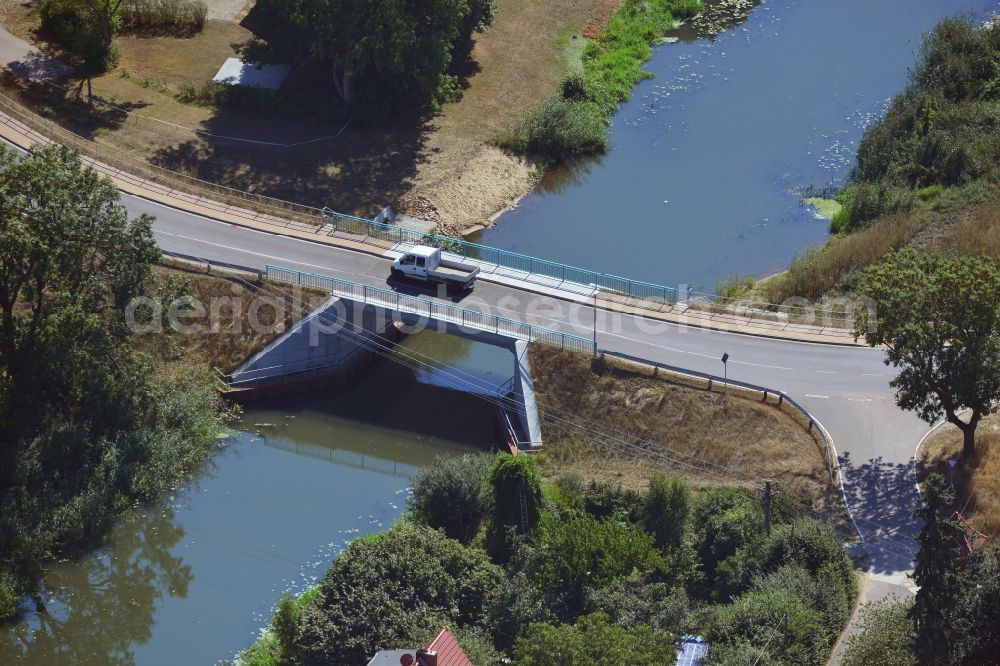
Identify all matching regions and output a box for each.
[3,507,191,665]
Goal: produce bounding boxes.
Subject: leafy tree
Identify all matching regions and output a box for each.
[39,0,124,69]
[482,452,543,562]
[0,143,158,482]
[297,521,503,665]
[855,250,1000,458]
[513,612,676,666]
[689,488,762,598]
[585,576,689,635]
[841,599,917,666]
[950,545,1000,664]
[910,473,964,664]
[641,473,690,550]
[532,514,664,621]
[239,0,485,107]
[408,452,492,543]
[583,479,642,521]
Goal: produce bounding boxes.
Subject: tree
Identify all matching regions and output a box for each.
[910,473,964,665]
[408,453,492,543]
[0,143,158,482]
[641,473,690,550]
[513,612,676,666]
[532,514,664,621]
[39,0,124,69]
[482,452,543,562]
[238,0,481,106]
[855,250,1000,458]
[297,521,503,665]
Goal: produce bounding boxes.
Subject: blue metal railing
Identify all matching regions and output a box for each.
[320,209,679,305]
[265,265,597,355]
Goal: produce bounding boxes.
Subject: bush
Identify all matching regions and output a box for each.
[408,453,492,543]
[707,585,829,665]
[831,182,915,233]
[840,599,916,666]
[586,577,689,635]
[689,488,762,598]
[501,97,609,161]
[39,0,119,70]
[513,612,676,666]
[532,514,664,621]
[297,521,504,665]
[0,570,19,621]
[641,474,690,550]
[583,479,642,522]
[121,0,207,32]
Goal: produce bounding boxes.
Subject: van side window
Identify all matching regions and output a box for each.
[416,257,425,268]
[401,255,415,265]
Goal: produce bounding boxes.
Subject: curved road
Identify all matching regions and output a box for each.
[140,193,926,598]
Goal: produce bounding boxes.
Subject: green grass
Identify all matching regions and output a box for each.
[500,0,702,162]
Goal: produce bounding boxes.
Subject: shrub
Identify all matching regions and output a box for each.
[408,453,492,543]
[641,474,690,551]
[583,479,642,522]
[482,453,543,562]
[501,97,609,161]
[297,521,503,665]
[689,488,762,598]
[913,17,999,102]
[513,612,676,666]
[840,599,916,666]
[831,182,915,233]
[586,577,689,634]
[532,514,664,621]
[121,0,207,33]
[707,585,829,665]
[0,570,19,621]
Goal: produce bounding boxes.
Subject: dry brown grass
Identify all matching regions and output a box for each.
[1,0,596,230]
[528,345,832,500]
[760,211,920,302]
[936,202,1000,258]
[921,415,1000,537]
[133,265,328,373]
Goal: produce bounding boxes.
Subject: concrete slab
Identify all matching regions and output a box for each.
[213,58,291,90]
[514,340,543,448]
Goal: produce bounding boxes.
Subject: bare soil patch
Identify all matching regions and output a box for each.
[528,345,834,504]
[921,415,1000,537]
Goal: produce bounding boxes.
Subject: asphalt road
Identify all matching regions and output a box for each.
[136,191,928,593]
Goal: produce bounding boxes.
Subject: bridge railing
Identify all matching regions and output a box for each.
[321,210,681,306]
[265,265,597,355]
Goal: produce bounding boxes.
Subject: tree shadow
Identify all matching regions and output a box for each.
[3,72,152,140]
[4,49,72,82]
[838,452,921,576]
[148,102,433,215]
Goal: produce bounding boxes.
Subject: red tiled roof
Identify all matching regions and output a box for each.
[951,512,990,557]
[427,628,473,666]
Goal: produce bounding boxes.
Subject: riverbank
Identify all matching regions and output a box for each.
[760,16,1000,305]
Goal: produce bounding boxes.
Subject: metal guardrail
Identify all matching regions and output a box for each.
[265,265,597,355]
[604,351,836,481]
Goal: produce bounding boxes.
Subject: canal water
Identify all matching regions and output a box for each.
[478,0,997,292]
[0,333,515,665]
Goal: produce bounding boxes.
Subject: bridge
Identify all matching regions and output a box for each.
[0,94,925,613]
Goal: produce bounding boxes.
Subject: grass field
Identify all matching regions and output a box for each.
[0,0,597,231]
[528,345,835,507]
[921,415,1000,537]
